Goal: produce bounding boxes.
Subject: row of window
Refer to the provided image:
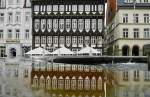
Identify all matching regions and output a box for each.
[124,0,150,3]
[123,13,150,23]
[123,70,150,81]
[123,28,150,38]
[34,19,102,32]
[34,4,103,14]
[0,12,30,24]
[33,76,102,90]
[0,29,30,39]
[35,36,101,45]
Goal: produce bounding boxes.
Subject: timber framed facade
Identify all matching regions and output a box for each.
[31,0,105,52]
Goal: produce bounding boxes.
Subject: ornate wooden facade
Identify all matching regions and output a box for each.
[31,0,105,52]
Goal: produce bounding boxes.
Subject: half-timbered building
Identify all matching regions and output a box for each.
[31,0,105,52]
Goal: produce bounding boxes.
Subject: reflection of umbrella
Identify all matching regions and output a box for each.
[51,47,74,55]
[25,47,51,55]
[77,46,101,54]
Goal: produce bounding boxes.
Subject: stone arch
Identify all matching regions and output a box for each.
[132,45,139,56]
[122,45,129,56]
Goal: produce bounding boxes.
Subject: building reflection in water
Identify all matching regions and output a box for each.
[0,62,33,97]
[31,63,114,97]
[113,63,150,97]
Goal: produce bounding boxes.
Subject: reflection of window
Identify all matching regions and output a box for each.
[134,70,139,81]
[35,36,40,44]
[59,5,64,12]
[53,5,58,12]
[53,19,58,32]
[0,0,5,7]
[41,36,46,44]
[85,5,90,12]
[66,36,71,44]
[25,29,29,39]
[16,12,21,23]
[144,71,150,81]
[72,36,77,44]
[123,70,128,80]
[92,19,96,32]
[85,19,90,32]
[53,36,58,44]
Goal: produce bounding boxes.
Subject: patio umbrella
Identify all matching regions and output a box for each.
[51,47,74,55]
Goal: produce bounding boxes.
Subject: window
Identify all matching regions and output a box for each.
[47,5,52,13]
[41,36,46,44]
[7,29,12,39]
[98,19,102,32]
[53,5,58,12]
[91,36,96,44]
[85,5,90,12]
[0,30,3,39]
[78,36,83,45]
[91,5,97,12]
[59,5,64,13]
[133,14,139,23]
[144,14,149,23]
[53,36,58,44]
[72,5,77,12]
[144,28,150,38]
[15,12,21,23]
[123,14,128,23]
[66,19,71,32]
[133,28,139,38]
[98,5,103,13]
[92,19,96,32]
[25,29,29,39]
[0,0,5,8]
[40,5,46,13]
[35,36,40,44]
[41,19,46,31]
[72,36,77,44]
[53,19,58,32]
[8,13,13,23]
[78,19,84,32]
[34,5,39,12]
[72,19,77,32]
[85,19,90,32]
[66,36,71,44]
[25,12,30,23]
[59,19,64,32]
[34,19,40,31]
[0,13,4,24]
[123,28,128,38]
[47,19,52,31]
[65,5,71,12]
[78,5,84,13]
[47,36,52,45]
[15,29,20,39]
